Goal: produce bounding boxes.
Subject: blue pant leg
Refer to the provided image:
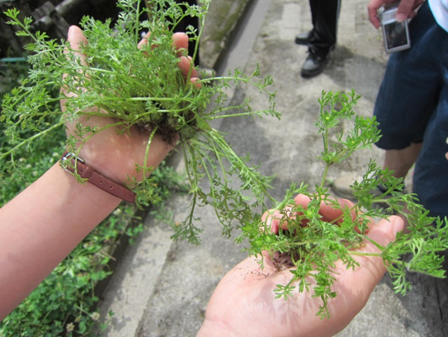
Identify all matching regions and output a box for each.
[411,6,448,219]
[413,83,448,219]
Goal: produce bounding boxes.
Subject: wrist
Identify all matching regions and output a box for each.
[70,147,139,187]
[67,131,175,188]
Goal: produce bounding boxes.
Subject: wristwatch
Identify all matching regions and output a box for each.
[61,152,136,203]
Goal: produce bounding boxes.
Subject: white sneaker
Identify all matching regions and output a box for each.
[331,172,363,200]
[331,172,407,214]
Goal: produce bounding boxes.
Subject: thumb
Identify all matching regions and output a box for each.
[346,216,405,285]
[65,25,88,66]
[365,215,404,249]
[332,216,405,299]
[396,0,416,22]
[62,26,89,107]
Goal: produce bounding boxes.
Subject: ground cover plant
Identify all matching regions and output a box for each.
[1,0,447,330]
[0,133,185,336]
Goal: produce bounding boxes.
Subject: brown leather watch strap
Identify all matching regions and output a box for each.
[61,152,136,203]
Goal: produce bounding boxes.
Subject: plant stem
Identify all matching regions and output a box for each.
[320,163,330,190]
[0,121,65,159]
[349,252,381,257]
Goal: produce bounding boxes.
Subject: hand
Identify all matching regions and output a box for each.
[0,27,202,320]
[198,195,404,337]
[62,26,199,185]
[367,0,424,28]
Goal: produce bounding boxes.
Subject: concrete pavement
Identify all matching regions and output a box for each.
[99,0,448,336]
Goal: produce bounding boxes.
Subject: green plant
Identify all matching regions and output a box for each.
[1,0,278,245]
[0,25,189,334]
[1,0,447,323]
[0,146,188,336]
[237,90,448,317]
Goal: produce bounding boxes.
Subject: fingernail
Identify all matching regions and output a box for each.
[396,13,406,22]
[391,216,404,236]
[68,26,74,39]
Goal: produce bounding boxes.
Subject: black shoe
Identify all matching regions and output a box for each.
[294,31,311,45]
[300,51,328,78]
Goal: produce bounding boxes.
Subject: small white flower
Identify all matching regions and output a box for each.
[66,322,75,332]
[32,171,38,176]
[91,312,100,321]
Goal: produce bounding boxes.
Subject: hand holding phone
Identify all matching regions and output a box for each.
[381,3,411,53]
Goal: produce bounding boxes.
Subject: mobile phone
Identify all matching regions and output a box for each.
[381,4,411,53]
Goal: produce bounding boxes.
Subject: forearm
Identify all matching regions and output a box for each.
[0,163,121,320]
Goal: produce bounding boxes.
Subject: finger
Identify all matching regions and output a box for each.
[363,215,404,251]
[348,215,404,278]
[62,26,89,107]
[261,208,280,233]
[178,55,199,78]
[252,216,404,287]
[138,31,151,49]
[264,194,360,235]
[293,193,312,208]
[138,31,189,55]
[263,209,284,234]
[172,32,189,55]
[294,194,359,226]
[65,25,88,66]
[396,0,419,22]
[326,216,405,317]
[367,0,385,28]
[269,194,328,233]
[189,77,202,88]
[139,31,199,83]
[318,198,356,224]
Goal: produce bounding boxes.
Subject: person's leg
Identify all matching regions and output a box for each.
[308,0,340,54]
[332,3,443,201]
[383,143,423,179]
[413,87,448,219]
[301,0,341,78]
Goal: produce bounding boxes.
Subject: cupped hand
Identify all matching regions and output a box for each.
[198,195,404,337]
[61,26,199,185]
[367,0,424,28]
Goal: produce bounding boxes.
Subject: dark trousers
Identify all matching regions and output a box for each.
[308,0,342,56]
